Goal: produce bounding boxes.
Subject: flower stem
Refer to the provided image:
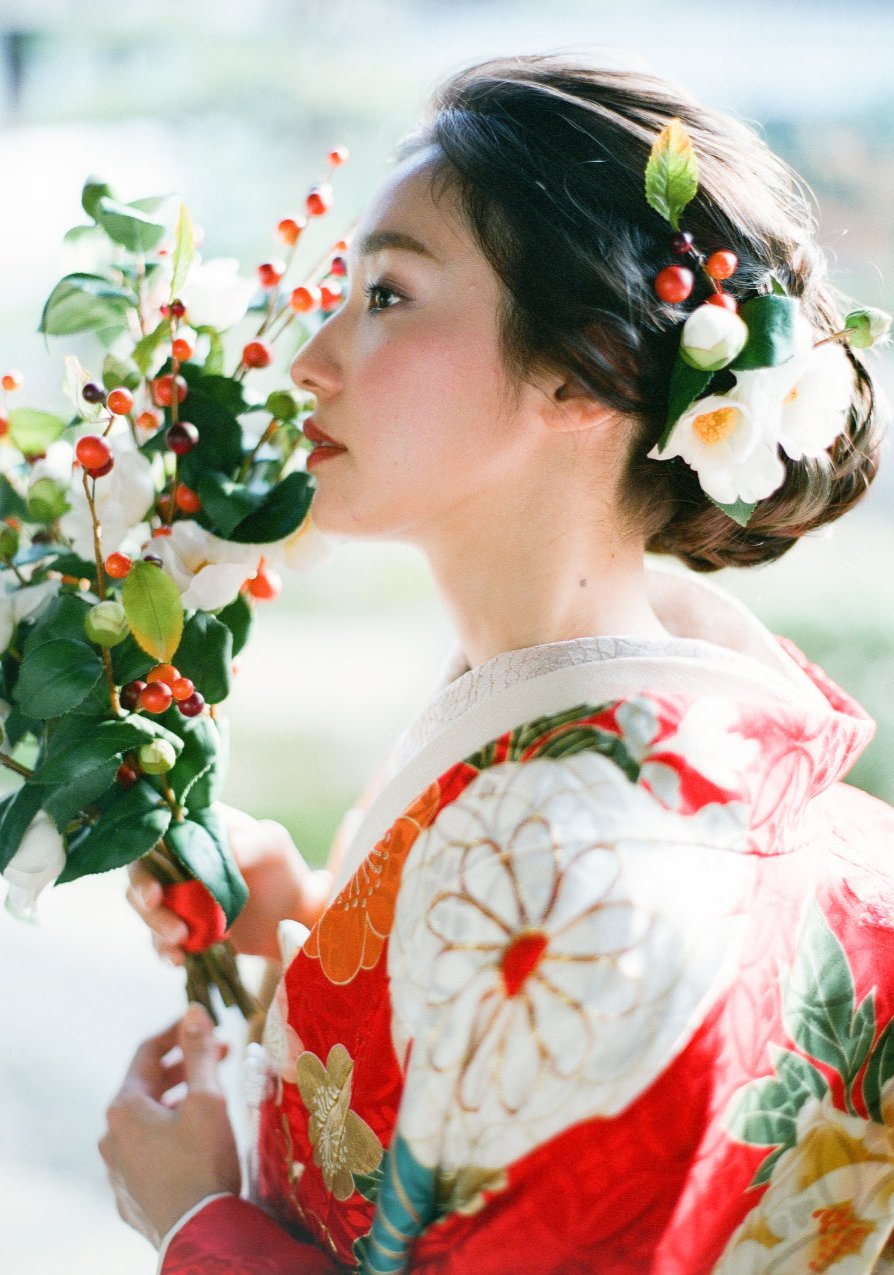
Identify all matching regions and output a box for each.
[0,751,33,779]
[81,472,121,715]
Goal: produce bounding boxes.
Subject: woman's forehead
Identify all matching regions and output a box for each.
[351,148,470,267]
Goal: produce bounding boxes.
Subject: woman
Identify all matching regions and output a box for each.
[101,55,894,1273]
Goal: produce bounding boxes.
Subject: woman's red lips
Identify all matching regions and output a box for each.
[302,416,345,447]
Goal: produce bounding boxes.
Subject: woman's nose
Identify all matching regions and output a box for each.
[289,326,341,398]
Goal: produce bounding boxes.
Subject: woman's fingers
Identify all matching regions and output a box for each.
[126,862,190,953]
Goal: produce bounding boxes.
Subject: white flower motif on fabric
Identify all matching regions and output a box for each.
[712,1090,894,1274]
[389,752,751,1172]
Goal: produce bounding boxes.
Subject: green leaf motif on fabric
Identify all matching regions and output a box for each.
[645,118,699,231]
[863,1015,894,1123]
[465,702,640,783]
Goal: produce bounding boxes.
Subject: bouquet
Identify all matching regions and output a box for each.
[0,147,350,1018]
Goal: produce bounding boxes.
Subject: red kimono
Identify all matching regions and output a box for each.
[160,566,894,1274]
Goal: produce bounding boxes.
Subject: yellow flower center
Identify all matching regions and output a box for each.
[692,406,739,445]
[785,385,800,404]
[808,1201,876,1271]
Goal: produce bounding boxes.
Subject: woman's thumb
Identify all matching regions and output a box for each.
[179,1003,222,1094]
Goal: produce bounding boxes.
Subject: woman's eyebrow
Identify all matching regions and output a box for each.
[358,229,441,262]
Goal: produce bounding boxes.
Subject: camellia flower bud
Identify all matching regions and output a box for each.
[844,307,892,350]
[84,600,129,647]
[138,739,177,774]
[679,302,749,372]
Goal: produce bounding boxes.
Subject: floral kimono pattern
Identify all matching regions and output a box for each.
[161,644,894,1275]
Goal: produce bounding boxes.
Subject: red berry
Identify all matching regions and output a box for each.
[174,482,202,513]
[671,232,694,255]
[257,260,286,288]
[0,416,9,437]
[87,457,114,478]
[161,879,227,953]
[169,299,186,319]
[172,337,194,362]
[152,525,172,537]
[706,292,739,312]
[137,410,159,431]
[654,266,694,304]
[319,282,343,312]
[243,341,273,369]
[107,387,134,416]
[141,553,163,568]
[289,285,322,313]
[146,663,180,687]
[152,374,188,407]
[328,145,349,167]
[706,251,738,281]
[165,421,199,455]
[247,563,282,601]
[120,680,147,711]
[277,217,305,246]
[139,681,173,714]
[116,763,138,790]
[81,382,106,404]
[75,434,113,470]
[171,676,195,702]
[1,370,23,392]
[105,551,132,579]
[177,690,205,718]
[306,183,333,218]
[329,255,348,277]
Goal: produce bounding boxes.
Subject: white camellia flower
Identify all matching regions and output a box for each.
[29,438,75,487]
[151,520,266,611]
[2,810,66,920]
[0,575,60,654]
[60,430,156,558]
[680,302,749,372]
[648,388,786,505]
[179,257,256,330]
[736,338,855,462]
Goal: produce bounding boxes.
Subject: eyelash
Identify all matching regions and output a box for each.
[363,280,403,313]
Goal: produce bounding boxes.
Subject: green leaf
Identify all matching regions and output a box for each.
[732,295,799,370]
[23,594,91,655]
[170,203,195,298]
[850,992,877,1084]
[102,352,141,393]
[216,593,253,657]
[174,612,233,704]
[7,408,67,455]
[39,273,132,337]
[188,715,228,808]
[168,714,221,808]
[726,1075,798,1147]
[110,633,153,686]
[708,496,756,527]
[645,118,699,231]
[43,759,119,832]
[782,902,857,1082]
[121,560,184,663]
[200,327,225,376]
[750,1145,786,1189]
[132,320,169,377]
[863,1015,894,1122]
[197,472,267,537]
[1,704,37,750]
[95,195,166,254]
[0,476,28,521]
[772,1047,828,1108]
[658,360,712,448]
[81,178,113,220]
[14,639,104,719]
[30,719,173,786]
[166,809,248,927]
[228,471,313,544]
[57,781,171,882]
[0,783,44,873]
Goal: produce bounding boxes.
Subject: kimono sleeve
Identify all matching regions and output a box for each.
[361,749,752,1272]
[158,1194,340,1273]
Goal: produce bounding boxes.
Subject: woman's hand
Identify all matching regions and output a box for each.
[127,802,333,963]
[98,1004,240,1249]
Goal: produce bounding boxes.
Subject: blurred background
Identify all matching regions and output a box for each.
[0,1,891,1270]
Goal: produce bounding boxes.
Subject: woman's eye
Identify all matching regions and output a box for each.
[363,281,402,313]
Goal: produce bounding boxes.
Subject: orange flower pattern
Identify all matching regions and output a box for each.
[304,780,442,984]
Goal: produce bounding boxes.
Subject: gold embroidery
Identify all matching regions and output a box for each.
[295,1043,383,1201]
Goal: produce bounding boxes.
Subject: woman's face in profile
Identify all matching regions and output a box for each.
[290,148,542,548]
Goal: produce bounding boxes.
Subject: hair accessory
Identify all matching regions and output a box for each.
[643,119,891,526]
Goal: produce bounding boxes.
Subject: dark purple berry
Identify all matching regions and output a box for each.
[141,553,163,568]
[81,382,106,404]
[120,680,146,711]
[671,232,694,255]
[177,691,205,718]
[165,421,199,456]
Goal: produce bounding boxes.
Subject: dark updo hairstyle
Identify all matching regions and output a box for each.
[399,54,883,571]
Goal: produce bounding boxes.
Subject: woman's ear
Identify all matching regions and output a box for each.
[537,373,616,435]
